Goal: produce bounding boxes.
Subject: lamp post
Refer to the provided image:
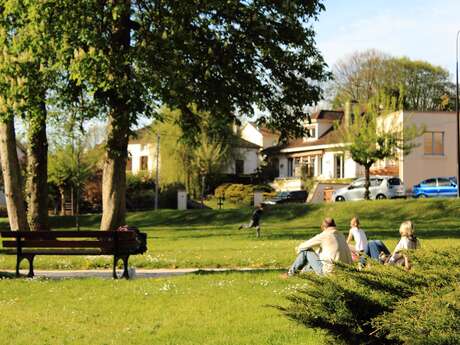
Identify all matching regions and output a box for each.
[456,30,460,197]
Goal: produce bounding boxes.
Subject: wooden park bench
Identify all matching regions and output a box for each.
[0,230,147,279]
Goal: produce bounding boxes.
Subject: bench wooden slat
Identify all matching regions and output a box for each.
[2,240,136,249]
[0,231,137,240]
[0,248,105,255]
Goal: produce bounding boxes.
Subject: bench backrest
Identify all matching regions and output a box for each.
[0,231,145,255]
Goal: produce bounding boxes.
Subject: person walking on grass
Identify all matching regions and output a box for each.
[239,204,263,237]
[284,217,352,277]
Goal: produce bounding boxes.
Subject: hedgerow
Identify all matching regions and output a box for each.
[280,248,460,345]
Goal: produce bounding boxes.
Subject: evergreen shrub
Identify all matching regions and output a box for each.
[280,248,460,345]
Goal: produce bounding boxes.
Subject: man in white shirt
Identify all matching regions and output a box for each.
[287,218,352,276]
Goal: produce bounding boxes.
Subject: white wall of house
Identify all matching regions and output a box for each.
[128,143,156,174]
[241,123,264,148]
[223,147,260,174]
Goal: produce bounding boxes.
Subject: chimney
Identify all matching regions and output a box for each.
[344,101,351,127]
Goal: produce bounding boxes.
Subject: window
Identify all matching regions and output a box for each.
[235,160,244,175]
[351,178,365,188]
[388,178,401,186]
[308,127,316,139]
[422,178,437,187]
[424,132,444,155]
[287,158,293,177]
[140,156,148,170]
[437,178,452,187]
[335,154,344,178]
[318,155,323,175]
[126,158,132,171]
[371,178,383,187]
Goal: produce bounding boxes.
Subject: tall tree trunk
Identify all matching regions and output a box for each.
[100,112,130,230]
[364,164,371,200]
[26,102,49,231]
[0,118,29,231]
[100,0,131,230]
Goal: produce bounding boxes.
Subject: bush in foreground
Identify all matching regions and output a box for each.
[280,248,460,345]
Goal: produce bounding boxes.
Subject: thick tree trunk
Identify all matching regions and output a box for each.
[364,165,371,200]
[26,102,49,231]
[100,113,129,230]
[0,119,29,231]
[100,0,131,230]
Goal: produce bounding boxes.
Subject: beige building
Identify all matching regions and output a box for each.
[375,111,457,191]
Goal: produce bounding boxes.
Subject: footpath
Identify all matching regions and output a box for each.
[4,267,280,279]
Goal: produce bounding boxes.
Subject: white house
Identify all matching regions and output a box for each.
[265,110,362,190]
[265,109,460,192]
[222,137,261,175]
[127,125,262,176]
[127,126,157,174]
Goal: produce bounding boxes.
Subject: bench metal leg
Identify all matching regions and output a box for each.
[113,255,130,279]
[16,254,35,278]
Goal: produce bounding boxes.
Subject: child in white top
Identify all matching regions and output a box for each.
[347,216,368,253]
[388,220,420,268]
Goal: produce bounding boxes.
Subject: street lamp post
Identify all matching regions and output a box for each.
[456,30,460,197]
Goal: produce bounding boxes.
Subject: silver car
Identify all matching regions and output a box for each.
[332,176,406,201]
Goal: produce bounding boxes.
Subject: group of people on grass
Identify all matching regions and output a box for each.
[238,205,420,276]
[286,216,419,276]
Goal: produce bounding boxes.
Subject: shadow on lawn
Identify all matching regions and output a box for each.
[194,268,286,276]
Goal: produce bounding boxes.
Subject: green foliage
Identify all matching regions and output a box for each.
[214,183,274,205]
[281,248,460,345]
[332,50,454,111]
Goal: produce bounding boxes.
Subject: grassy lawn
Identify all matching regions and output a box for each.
[0,198,459,270]
[0,198,459,344]
[0,272,326,345]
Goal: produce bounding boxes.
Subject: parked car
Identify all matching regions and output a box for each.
[412,177,458,198]
[263,190,308,205]
[333,176,406,202]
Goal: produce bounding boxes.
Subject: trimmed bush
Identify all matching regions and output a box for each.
[214,183,274,205]
[280,248,460,345]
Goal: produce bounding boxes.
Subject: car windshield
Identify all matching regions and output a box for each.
[388,178,402,186]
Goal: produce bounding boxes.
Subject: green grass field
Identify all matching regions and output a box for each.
[0,198,459,344]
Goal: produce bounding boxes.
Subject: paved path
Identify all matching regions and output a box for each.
[3,267,282,279]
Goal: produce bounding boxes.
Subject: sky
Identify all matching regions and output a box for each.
[315,0,460,79]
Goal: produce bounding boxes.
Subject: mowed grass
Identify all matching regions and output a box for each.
[0,199,459,345]
[0,272,326,345]
[1,198,460,270]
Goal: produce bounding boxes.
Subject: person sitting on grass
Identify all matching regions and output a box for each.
[285,217,352,277]
[360,220,419,270]
[386,220,420,270]
[346,216,368,260]
[238,204,263,237]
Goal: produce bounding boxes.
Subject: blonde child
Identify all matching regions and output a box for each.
[346,217,368,259]
[388,220,420,268]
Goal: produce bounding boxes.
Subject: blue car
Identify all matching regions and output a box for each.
[412,177,458,198]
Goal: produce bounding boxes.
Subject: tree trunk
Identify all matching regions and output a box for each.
[0,119,29,231]
[364,165,371,200]
[26,102,49,231]
[100,0,131,230]
[100,113,129,230]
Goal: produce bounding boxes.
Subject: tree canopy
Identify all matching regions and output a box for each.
[331,50,454,111]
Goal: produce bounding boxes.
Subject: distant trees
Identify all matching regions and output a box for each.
[332,50,454,111]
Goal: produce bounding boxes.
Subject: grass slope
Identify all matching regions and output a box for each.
[1,198,459,270]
